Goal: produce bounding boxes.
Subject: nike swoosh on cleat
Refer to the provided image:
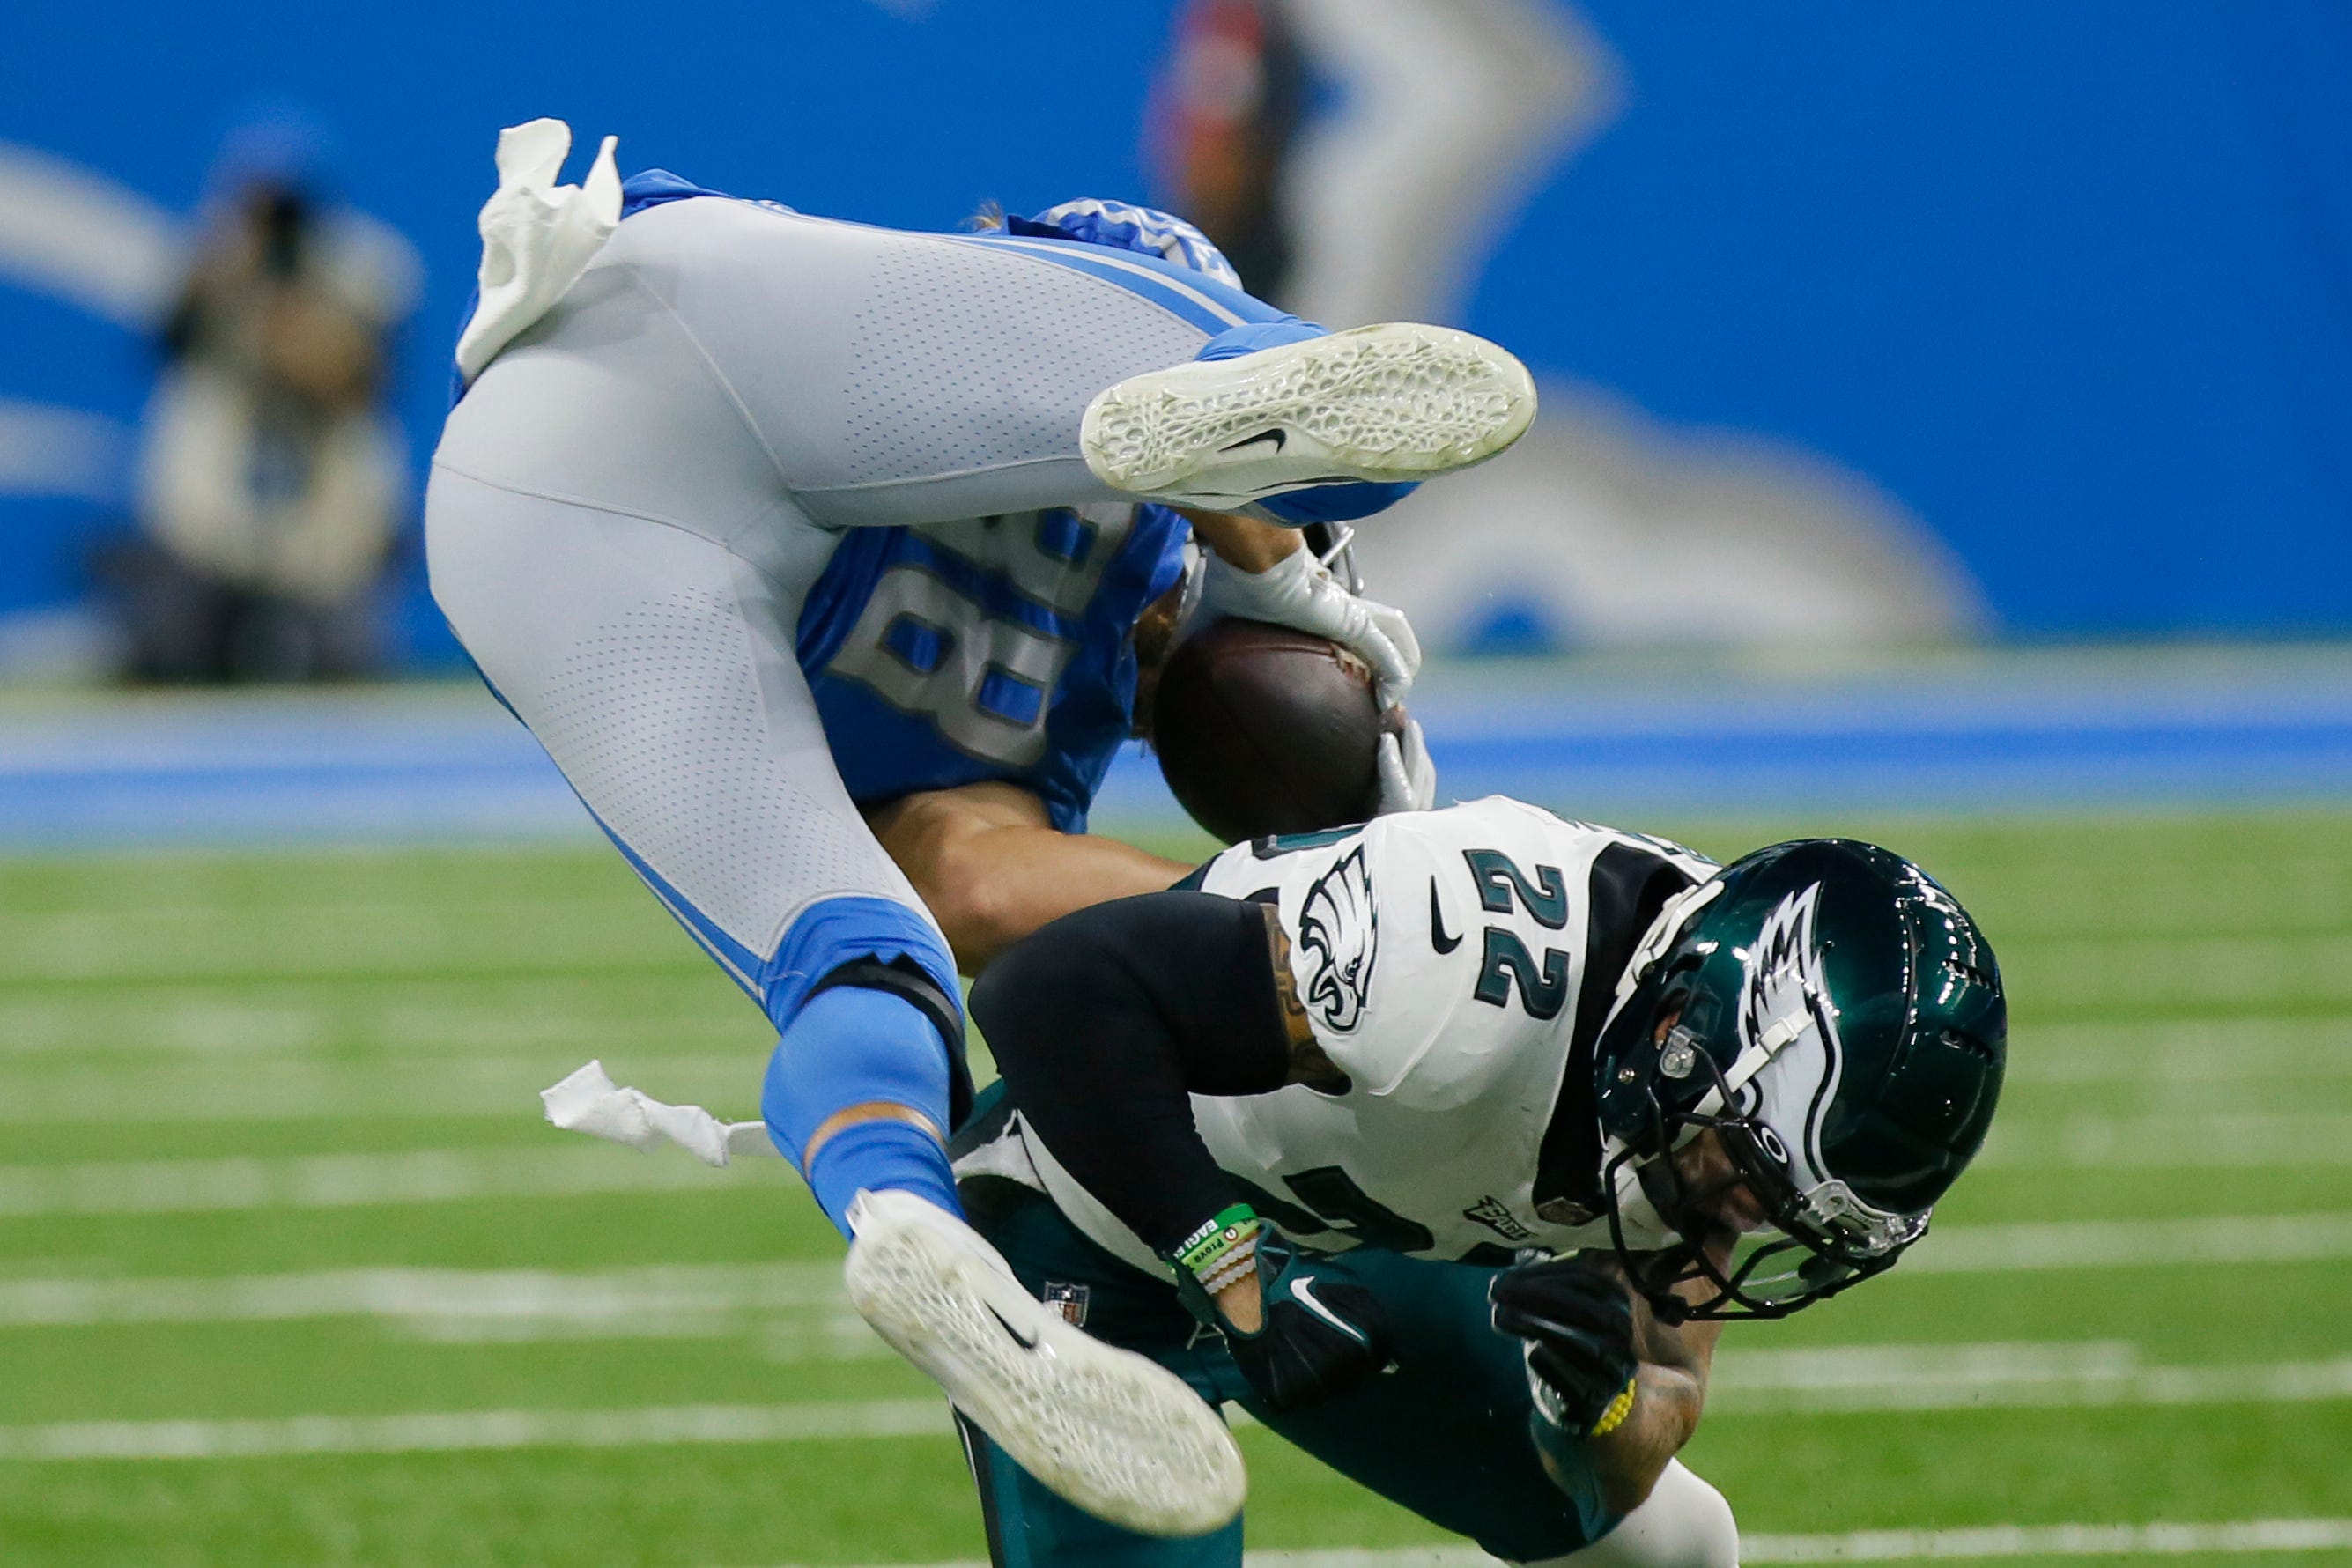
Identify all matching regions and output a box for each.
[1430,880,1462,954]
[1218,428,1286,456]
[985,1303,1039,1350]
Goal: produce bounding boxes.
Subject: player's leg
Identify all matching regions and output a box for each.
[1246,1246,1736,1566]
[959,1415,1244,1568]
[951,1169,1252,1568]
[1527,1461,1739,1568]
[602,198,1535,527]
[428,470,1242,1535]
[426,466,966,1220]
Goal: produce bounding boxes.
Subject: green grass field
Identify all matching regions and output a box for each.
[1,810,2347,1566]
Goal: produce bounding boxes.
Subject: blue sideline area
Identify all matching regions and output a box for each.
[2,646,2349,851]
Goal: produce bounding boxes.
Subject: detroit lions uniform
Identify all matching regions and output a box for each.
[432,182,1292,1044]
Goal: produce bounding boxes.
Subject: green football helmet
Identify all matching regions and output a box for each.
[1590,839,2006,1320]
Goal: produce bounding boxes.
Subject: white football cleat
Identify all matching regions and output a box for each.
[1079,321,1537,507]
[843,1189,1246,1538]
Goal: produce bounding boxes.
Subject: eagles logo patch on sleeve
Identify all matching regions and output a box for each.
[1297,847,1379,1032]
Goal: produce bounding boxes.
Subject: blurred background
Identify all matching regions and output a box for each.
[1,3,2348,1565]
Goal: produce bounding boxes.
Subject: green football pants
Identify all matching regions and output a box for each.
[957,1175,1619,1568]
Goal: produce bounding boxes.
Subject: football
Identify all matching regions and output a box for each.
[1150,618,1400,844]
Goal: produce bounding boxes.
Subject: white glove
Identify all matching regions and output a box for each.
[454,119,621,385]
[1192,546,1423,706]
[1375,714,1438,814]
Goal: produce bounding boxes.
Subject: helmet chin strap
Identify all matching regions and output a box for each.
[1597,1133,1686,1252]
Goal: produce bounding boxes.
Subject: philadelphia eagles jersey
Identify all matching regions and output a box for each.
[960,796,1717,1276]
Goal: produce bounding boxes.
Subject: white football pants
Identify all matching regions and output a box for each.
[429,196,1249,1007]
[1523,1460,1741,1567]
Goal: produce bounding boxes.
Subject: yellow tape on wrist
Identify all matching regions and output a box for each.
[1587,1375,1639,1439]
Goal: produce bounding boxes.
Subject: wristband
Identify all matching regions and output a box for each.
[1587,1374,1639,1439]
[1172,1203,1263,1296]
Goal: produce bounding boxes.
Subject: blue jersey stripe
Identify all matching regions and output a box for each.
[951,233,1279,336]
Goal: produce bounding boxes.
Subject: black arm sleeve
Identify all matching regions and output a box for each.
[967,890,1291,1256]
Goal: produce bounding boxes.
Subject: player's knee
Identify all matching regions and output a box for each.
[761,984,953,1166]
[1525,1461,1738,1568]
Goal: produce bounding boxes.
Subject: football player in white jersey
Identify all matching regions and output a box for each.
[952,797,2008,1566]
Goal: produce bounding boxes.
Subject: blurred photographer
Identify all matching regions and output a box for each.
[116,127,416,681]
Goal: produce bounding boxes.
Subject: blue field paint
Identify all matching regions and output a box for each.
[3,653,2350,848]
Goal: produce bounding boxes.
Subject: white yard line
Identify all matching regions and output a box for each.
[7,1116,2347,1223]
[737,1519,2352,1566]
[0,1146,785,1217]
[0,1261,841,1325]
[0,1210,2346,1304]
[0,996,754,1058]
[2019,933,2352,1010]
[0,1261,890,1357]
[0,1055,759,1124]
[2008,1017,2352,1083]
[1973,1112,2352,1167]
[5,1355,2349,1462]
[1738,1518,2352,1562]
[3,1028,2343,1121]
[0,1400,952,1461]
[1706,1352,2352,1416]
[1906,1211,2352,1272]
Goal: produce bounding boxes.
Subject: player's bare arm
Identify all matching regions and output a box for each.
[1582,1270,1722,1514]
[972,890,1394,1409]
[1180,504,1304,573]
[863,781,1191,972]
[867,507,1400,974]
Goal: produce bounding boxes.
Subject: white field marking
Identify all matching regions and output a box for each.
[0,1263,891,1359]
[42,1051,2335,1129]
[1739,1518,2352,1563]
[0,995,756,1057]
[738,1519,2352,1567]
[5,1354,2352,1467]
[1973,1112,2352,1167]
[1710,1341,2138,1392]
[0,1055,761,1124]
[0,1400,952,1462]
[1705,1351,2352,1416]
[0,909,682,985]
[2008,1017,2352,1083]
[2008,933,2352,1009]
[1906,1211,2352,1273]
[0,1145,788,1218]
[5,1203,2341,1334]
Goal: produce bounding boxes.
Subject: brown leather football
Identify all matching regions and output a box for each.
[1151,618,1400,845]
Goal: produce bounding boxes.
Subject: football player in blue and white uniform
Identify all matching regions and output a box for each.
[958,798,2008,1564]
[426,121,1534,1535]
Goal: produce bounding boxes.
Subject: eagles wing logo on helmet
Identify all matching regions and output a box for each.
[1298,847,1379,1032]
[1738,884,1845,1182]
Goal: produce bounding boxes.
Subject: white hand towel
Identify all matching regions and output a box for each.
[540,1060,778,1168]
[454,118,622,384]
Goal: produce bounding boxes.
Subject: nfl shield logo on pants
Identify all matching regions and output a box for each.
[1040,1282,1090,1328]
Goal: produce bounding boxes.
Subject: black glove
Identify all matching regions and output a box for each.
[1490,1255,1640,1439]
[1177,1223,1393,1413]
